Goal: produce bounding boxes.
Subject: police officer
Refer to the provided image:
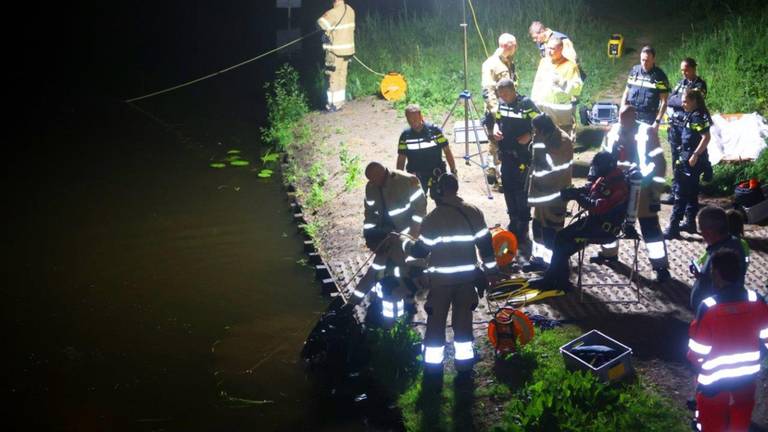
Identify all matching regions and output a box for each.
[492,78,540,253]
[317,0,355,111]
[689,206,749,311]
[482,33,518,189]
[525,113,573,271]
[351,162,426,323]
[530,37,582,137]
[405,173,498,381]
[529,152,629,291]
[621,46,670,128]
[664,57,708,204]
[686,249,768,432]
[597,105,670,283]
[396,104,457,195]
[665,89,711,238]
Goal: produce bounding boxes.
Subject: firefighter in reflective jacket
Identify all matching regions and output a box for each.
[317,0,355,111]
[621,45,670,127]
[525,113,573,271]
[530,37,582,137]
[396,104,457,194]
[686,249,768,432]
[598,105,671,283]
[351,162,427,322]
[665,57,708,203]
[664,89,711,238]
[492,78,540,253]
[482,33,518,187]
[530,152,628,291]
[405,173,498,376]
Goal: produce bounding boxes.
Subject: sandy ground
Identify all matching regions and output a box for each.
[291,96,768,429]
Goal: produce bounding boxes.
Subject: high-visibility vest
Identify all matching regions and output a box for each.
[317,3,356,56]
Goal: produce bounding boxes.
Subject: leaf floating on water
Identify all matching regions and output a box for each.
[227,149,241,155]
[230,160,250,167]
[209,162,226,169]
[258,169,274,178]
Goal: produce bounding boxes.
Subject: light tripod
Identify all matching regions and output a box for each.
[440,0,493,200]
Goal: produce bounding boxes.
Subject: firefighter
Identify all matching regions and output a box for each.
[396,104,457,195]
[482,33,518,189]
[317,0,355,111]
[528,21,578,64]
[689,206,749,311]
[405,173,498,381]
[665,89,711,238]
[530,37,582,137]
[529,152,628,291]
[351,162,427,323]
[525,113,573,271]
[686,249,768,432]
[663,57,708,205]
[621,46,670,127]
[492,78,540,255]
[597,105,671,283]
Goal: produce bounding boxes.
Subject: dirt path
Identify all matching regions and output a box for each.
[292,96,767,428]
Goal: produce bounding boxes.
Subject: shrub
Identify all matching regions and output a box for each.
[261,64,309,151]
[368,319,423,398]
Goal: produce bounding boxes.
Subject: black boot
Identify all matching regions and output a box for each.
[654,268,671,283]
[664,221,681,239]
[679,218,697,234]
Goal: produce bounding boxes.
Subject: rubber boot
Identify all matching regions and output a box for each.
[664,220,682,240]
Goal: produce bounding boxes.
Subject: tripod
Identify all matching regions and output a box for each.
[440,0,493,200]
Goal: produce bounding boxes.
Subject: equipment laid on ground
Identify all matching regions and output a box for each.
[607,34,624,59]
[491,226,518,268]
[579,101,619,126]
[440,0,493,200]
[486,276,566,307]
[734,179,768,224]
[487,306,535,356]
[380,72,408,101]
[560,329,634,382]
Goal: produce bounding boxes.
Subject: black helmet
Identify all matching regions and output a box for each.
[588,151,617,181]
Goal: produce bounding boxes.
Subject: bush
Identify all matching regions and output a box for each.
[368,319,423,398]
[702,147,768,196]
[261,64,309,151]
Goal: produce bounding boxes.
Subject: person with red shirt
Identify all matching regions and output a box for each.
[687,249,768,431]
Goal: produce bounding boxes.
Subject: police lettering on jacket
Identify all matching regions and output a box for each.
[667,77,707,126]
[397,123,449,174]
[495,96,539,160]
[687,288,768,396]
[625,64,670,114]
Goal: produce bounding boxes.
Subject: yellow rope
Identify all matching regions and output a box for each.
[467,0,489,58]
[353,55,386,77]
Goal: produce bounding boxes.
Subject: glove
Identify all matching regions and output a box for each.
[560,187,580,202]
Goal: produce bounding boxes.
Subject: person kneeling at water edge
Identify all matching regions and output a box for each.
[404,173,499,380]
[529,152,628,291]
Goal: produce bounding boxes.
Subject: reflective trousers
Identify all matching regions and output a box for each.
[531,205,566,264]
[324,51,350,109]
[423,282,477,371]
[695,383,756,432]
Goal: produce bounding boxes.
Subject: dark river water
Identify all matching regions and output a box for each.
[5,1,433,430]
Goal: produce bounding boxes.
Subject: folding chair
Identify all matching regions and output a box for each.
[575,235,641,303]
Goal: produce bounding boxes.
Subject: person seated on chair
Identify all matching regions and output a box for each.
[529,152,628,291]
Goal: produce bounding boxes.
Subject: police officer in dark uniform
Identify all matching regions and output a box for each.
[664,57,708,204]
[397,104,457,195]
[491,78,540,252]
[622,46,670,128]
[530,152,629,291]
[665,89,712,238]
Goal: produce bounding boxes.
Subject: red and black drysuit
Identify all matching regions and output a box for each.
[538,167,628,288]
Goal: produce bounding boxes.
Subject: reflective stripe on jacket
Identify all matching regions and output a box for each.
[528,129,573,206]
[318,3,356,56]
[603,121,666,194]
[363,170,426,240]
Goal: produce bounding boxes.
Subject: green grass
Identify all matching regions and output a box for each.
[397,326,688,431]
[347,0,631,116]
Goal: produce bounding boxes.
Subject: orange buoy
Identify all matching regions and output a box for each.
[491,227,517,267]
[380,72,407,101]
[487,307,535,355]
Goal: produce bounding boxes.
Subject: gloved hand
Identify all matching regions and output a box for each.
[560,187,580,202]
[622,222,639,239]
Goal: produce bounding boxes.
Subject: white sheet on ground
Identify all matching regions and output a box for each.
[709,113,768,165]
